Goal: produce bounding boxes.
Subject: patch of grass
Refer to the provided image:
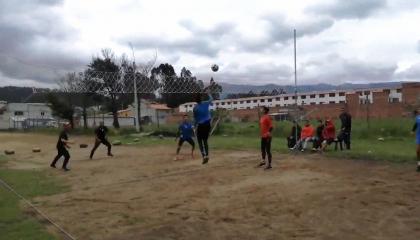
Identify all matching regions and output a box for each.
[0,156,68,240]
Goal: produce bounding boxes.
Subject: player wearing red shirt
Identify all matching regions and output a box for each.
[258,106,273,170]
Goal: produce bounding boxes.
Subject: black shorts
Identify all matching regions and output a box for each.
[178,138,195,147]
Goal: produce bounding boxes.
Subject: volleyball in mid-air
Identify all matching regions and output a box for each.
[211,64,219,72]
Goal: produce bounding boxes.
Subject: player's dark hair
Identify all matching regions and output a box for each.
[263,106,269,113]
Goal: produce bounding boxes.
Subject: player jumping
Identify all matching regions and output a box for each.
[175,114,195,160]
[193,89,213,164]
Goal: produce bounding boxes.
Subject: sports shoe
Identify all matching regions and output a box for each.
[258,161,266,167]
[62,168,70,172]
[108,153,114,157]
[202,156,209,164]
[50,164,56,168]
[264,165,272,170]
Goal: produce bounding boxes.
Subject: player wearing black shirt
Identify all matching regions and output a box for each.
[90,122,113,159]
[50,123,72,171]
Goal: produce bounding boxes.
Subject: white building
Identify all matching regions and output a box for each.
[0,102,56,129]
[179,87,402,112]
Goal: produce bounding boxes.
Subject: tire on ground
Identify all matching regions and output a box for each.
[4,150,15,155]
[32,148,41,153]
[80,144,88,148]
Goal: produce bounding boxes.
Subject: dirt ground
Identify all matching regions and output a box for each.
[0,132,419,240]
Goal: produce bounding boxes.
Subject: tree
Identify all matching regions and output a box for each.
[206,77,223,100]
[152,64,204,108]
[86,49,122,128]
[46,93,75,127]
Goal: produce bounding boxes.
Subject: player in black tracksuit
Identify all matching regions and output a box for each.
[50,123,72,171]
[339,108,352,150]
[90,122,113,159]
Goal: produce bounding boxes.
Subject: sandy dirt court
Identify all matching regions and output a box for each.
[1,132,420,240]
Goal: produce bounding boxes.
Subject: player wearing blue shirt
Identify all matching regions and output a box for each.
[412,110,420,172]
[175,115,195,160]
[193,90,213,164]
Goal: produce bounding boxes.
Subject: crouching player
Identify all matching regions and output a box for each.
[175,115,195,160]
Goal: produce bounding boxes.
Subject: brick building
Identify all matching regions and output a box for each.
[176,82,420,123]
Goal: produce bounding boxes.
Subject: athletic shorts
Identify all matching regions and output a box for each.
[416,135,420,145]
[179,138,195,147]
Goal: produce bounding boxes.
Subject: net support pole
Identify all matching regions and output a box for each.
[133,76,140,132]
[294,29,298,142]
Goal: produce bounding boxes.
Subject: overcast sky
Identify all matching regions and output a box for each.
[0,0,419,87]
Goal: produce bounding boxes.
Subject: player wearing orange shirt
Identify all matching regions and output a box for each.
[258,106,273,170]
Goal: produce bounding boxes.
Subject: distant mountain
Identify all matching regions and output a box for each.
[219,82,402,98]
[0,82,403,103]
[0,86,50,103]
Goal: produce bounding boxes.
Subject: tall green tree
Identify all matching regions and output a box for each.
[86,49,122,128]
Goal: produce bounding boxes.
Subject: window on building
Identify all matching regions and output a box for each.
[246,107,251,109]
[14,111,24,116]
[268,99,272,102]
[239,101,244,104]
[389,98,400,103]
[396,89,402,93]
[275,97,280,101]
[253,100,258,103]
[227,102,231,105]
[284,97,289,100]
[233,101,237,104]
[301,95,306,99]
[246,100,251,103]
[339,101,345,104]
[329,101,335,104]
[329,93,335,97]
[310,102,316,105]
[339,92,345,96]
[41,112,45,116]
[221,102,225,105]
[319,94,325,98]
[260,99,265,102]
[383,89,390,94]
[310,94,316,98]
[292,96,296,100]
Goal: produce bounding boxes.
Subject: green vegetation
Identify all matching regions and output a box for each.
[115,118,417,163]
[0,155,68,240]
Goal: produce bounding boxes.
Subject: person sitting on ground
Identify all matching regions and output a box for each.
[312,119,324,150]
[287,120,301,149]
[295,120,314,152]
[320,119,336,152]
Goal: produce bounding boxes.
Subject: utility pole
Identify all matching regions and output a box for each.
[294,29,298,142]
[129,43,140,132]
[366,94,370,129]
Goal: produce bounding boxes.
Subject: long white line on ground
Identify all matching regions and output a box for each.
[0,177,77,240]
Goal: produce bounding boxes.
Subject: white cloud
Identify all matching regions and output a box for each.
[0,0,420,88]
